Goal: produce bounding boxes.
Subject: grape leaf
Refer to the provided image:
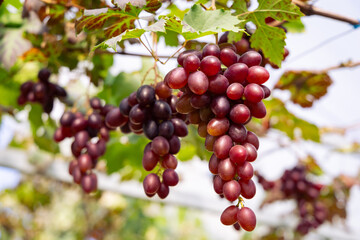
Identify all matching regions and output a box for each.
[0,29,31,69]
[232,0,303,66]
[275,70,332,108]
[75,7,140,38]
[264,98,320,142]
[183,4,242,33]
[95,28,145,50]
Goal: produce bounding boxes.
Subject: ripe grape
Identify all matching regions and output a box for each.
[237,207,256,231]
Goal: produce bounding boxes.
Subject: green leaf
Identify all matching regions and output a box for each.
[275,70,332,108]
[283,19,305,33]
[233,0,303,66]
[0,29,32,69]
[182,4,244,40]
[103,133,149,179]
[264,98,320,142]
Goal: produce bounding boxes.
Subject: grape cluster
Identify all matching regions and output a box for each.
[218,32,289,69]
[17,68,67,113]
[257,166,327,235]
[164,43,271,231]
[116,83,187,199]
[54,98,121,193]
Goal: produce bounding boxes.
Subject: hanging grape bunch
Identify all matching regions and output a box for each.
[17,68,67,113]
[114,83,187,199]
[54,98,123,193]
[164,43,271,231]
[256,166,327,235]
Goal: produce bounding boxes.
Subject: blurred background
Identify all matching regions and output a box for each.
[0,0,360,239]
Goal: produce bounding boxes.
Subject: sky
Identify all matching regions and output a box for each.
[1,0,360,239]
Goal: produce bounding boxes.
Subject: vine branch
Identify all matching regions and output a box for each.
[292,0,360,26]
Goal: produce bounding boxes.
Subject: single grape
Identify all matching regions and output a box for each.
[246,131,259,149]
[137,85,156,106]
[223,180,241,202]
[143,120,159,140]
[237,161,253,180]
[208,74,229,94]
[218,158,236,181]
[171,118,188,137]
[243,143,257,162]
[168,135,181,154]
[209,154,220,174]
[162,154,178,169]
[81,173,97,193]
[197,121,208,138]
[202,43,220,58]
[155,82,172,99]
[158,120,174,139]
[246,100,267,119]
[213,135,233,159]
[260,85,271,99]
[142,148,160,171]
[237,207,256,231]
[228,123,247,143]
[205,134,218,151]
[177,50,202,66]
[220,205,239,225]
[153,100,172,120]
[151,136,170,156]
[229,145,248,164]
[207,117,230,137]
[246,66,270,84]
[143,173,161,194]
[224,63,248,84]
[187,71,209,95]
[68,160,78,175]
[105,108,127,128]
[220,48,238,67]
[183,54,201,72]
[90,97,102,110]
[157,182,170,199]
[60,111,76,127]
[72,165,82,184]
[211,95,230,118]
[200,56,221,77]
[78,154,93,173]
[234,39,250,55]
[218,42,237,52]
[87,142,100,159]
[239,179,256,199]
[238,51,262,67]
[74,131,89,149]
[162,169,179,186]
[190,93,211,109]
[88,113,102,129]
[244,83,264,103]
[129,104,147,124]
[165,67,188,89]
[175,93,195,114]
[213,175,226,194]
[226,83,244,100]
[230,104,251,124]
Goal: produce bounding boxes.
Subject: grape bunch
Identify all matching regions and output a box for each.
[257,166,327,235]
[164,43,271,231]
[115,83,187,199]
[54,98,122,193]
[17,68,67,113]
